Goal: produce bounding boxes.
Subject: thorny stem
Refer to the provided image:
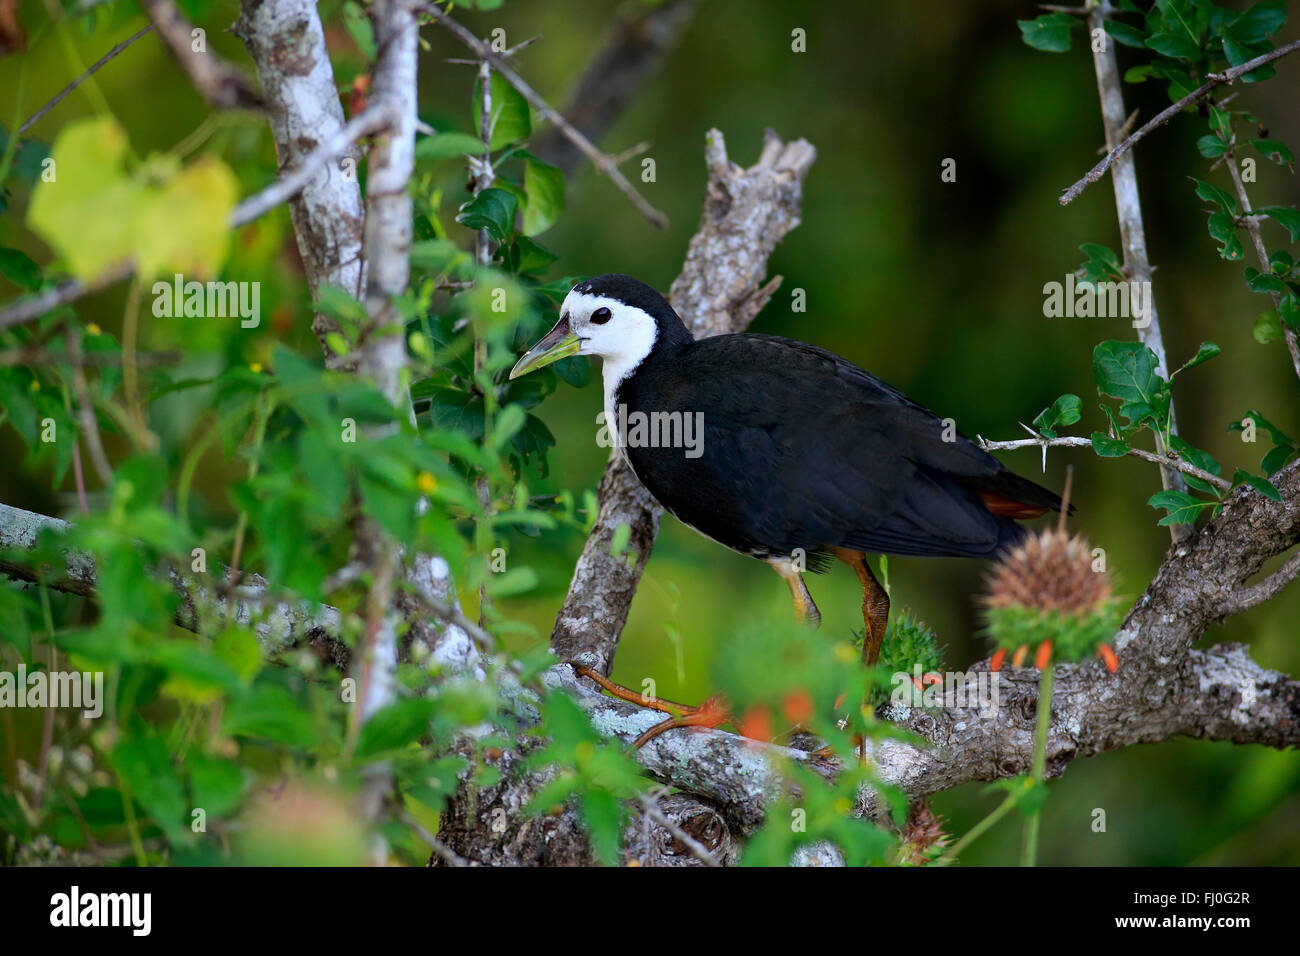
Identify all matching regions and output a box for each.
[1224,137,1300,386]
[473,57,494,626]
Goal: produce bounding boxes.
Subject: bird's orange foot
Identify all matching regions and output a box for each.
[568,663,733,748]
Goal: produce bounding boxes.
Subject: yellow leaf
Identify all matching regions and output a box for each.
[27,117,238,282]
[134,156,239,279]
[27,117,142,280]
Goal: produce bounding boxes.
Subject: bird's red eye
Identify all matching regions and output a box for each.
[591,307,612,324]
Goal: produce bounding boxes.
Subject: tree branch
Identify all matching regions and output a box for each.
[419,3,670,230]
[977,432,1233,492]
[140,0,262,109]
[1085,0,1189,531]
[1061,31,1300,205]
[532,0,699,177]
[1224,141,1300,385]
[17,25,154,137]
[235,0,367,361]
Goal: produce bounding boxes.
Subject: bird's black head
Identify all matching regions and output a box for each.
[510,274,692,380]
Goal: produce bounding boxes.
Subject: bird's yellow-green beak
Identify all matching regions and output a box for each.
[509,315,581,379]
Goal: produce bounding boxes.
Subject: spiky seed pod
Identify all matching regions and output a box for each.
[981,527,1122,670]
[983,528,1111,615]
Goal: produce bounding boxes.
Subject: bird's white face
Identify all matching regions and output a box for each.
[508,289,658,387]
[561,290,658,380]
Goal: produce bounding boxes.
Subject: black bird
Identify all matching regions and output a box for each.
[511,274,1067,741]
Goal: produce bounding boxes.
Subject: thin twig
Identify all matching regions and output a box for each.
[638,790,722,867]
[1225,140,1300,385]
[140,0,262,109]
[394,806,468,867]
[66,331,114,487]
[419,3,669,229]
[1220,551,1300,615]
[18,25,155,136]
[0,346,181,367]
[231,104,396,226]
[0,263,132,332]
[472,55,494,627]
[1085,0,1189,542]
[977,432,1232,492]
[1061,35,1300,205]
[404,573,498,653]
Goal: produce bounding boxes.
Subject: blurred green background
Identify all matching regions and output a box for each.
[2,0,1297,864]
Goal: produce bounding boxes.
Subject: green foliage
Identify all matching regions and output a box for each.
[986,604,1123,662]
[525,693,650,865]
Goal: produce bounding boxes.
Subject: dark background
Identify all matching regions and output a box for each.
[2,0,1297,864]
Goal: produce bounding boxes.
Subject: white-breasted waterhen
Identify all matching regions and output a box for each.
[511,274,1069,746]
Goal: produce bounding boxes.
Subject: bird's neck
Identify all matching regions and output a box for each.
[600,330,690,456]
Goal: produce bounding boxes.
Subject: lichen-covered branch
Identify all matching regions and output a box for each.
[236,0,367,362]
[1087,0,1187,514]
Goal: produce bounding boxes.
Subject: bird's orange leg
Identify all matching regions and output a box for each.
[833,547,890,667]
[569,664,732,748]
[768,557,822,627]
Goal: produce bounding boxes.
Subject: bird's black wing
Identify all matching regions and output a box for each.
[622,334,1062,560]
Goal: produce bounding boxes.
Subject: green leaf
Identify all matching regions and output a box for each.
[1033,394,1082,437]
[1196,134,1228,158]
[1193,178,1238,216]
[1250,138,1293,165]
[213,627,262,683]
[1104,20,1148,48]
[457,187,518,243]
[27,117,140,280]
[341,1,376,58]
[1145,31,1201,60]
[1206,210,1244,260]
[187,754,245,818]
[511,235,558,274]
[1228,0,1286,44]
[415,131,488,162]
[1093,340,1163,404]
[1169,435,1223,495]
[1233,469,1282,501]
[27,117,238,281]
[109,731,187,840]
[1079,242,1124,282]
[1222,35,1276,82]
[1148,489,1209,526]
[1253,309,1283,343]
[522,159,565,236]
[1172,341,1219,377]
[0,246,41,291]
[1229,408,1294,446]
[1258,206,1300,242]
[579,787,624,866]
[355,699,437,759]
[485,566,539,598]
[223,684,317,748]
[472,71,531,150]
[1091,432,1130,457]
[1261,443,1298,475]
[408,238,464,273]
[1245,267,1287,295]
[1017,13,1077,52]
